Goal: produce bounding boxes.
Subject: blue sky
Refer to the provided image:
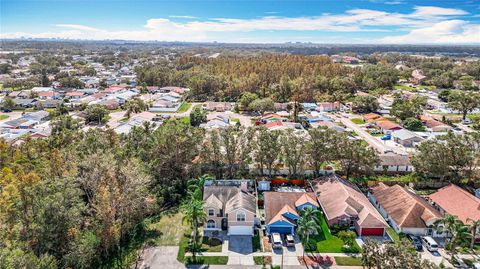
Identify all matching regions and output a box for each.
[1,0,479,43]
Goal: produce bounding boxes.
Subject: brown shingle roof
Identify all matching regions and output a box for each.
[429,184,480,224]
[264,192,317,224]
[371,183,442,228]
[203,186,256,214]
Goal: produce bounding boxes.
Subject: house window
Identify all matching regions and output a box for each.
[207,220,215,229]
[208,209,215,216]
[236,211,246,222]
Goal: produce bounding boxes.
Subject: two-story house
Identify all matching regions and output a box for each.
[203,185,257,236]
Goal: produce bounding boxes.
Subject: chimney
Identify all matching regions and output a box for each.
[240,180,248,192]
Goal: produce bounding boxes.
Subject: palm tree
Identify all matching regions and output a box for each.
[435,214,459,238]
[182,196,207,261]
[300,206,319,223]
[296,213,319,260]
[446,222,470,261]
[467,218,480,251]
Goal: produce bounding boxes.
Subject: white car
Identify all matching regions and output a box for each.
[285,234,295,247]
[271,233,283,249]
[421,236,439,252]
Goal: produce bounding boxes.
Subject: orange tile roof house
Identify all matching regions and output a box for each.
[428,184,480,242]
[312,176,388,236]
[368,183,443,237]
[375,120,402,132]
[264,192,319,235]
[428,184,480,224]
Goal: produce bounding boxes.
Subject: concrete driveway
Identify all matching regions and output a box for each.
[228,235,252,254]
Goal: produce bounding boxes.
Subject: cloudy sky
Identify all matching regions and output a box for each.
[1,0,479,44]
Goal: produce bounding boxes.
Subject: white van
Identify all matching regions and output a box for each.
[271,233,283,249]
[421,236,439,252]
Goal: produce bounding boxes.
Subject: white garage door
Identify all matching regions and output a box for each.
[228,226,253,235]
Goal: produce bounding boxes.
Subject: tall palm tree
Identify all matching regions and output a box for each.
[446,222,470,261]
[182,196,207,261]
[435,214,459,238]
[296,214,319,260]
[467,218,480,251]
[300,206,319,223]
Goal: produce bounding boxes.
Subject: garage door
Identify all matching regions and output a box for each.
[269,226,293,235]
[228,226,253,235]
[361,228,385,236]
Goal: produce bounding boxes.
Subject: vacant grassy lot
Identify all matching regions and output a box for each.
[334,256,362,266]
[0,115,9,121]
[145,211,188,246]
[177,102,191,113]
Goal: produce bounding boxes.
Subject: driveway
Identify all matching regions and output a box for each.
[228,235,252,254]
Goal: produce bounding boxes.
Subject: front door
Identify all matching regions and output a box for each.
[221,218,228,230]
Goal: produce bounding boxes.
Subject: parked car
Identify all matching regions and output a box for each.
[271,233,283,249]
[285,234,295,247]
[380,134,391,140]
[3,109,12,113]
[407,234,423,251]
[421,236,438,252]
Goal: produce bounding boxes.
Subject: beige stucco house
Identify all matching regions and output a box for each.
[203,186,257,236]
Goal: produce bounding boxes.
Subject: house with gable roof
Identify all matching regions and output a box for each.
[203,185,257,236]
[264,192,319,235]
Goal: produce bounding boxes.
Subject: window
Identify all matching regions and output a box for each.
[236,211,246,222]
[207,220,215,229]
[208,209,215,216]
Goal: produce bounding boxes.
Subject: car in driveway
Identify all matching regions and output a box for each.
[421,236,439,252]
[406,234,423,251]
[285,234,295,247]
[271,233,283,249]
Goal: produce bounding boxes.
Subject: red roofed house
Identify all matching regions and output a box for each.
[65,91,85,99]
[312,175,389,236]
[316,102,341,112]
[368,183,444,237]
[38,91,59,100]
[375,120,402,133]
[265,121,283,128]
[428,184,480,242]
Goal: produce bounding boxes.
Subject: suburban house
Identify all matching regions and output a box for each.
[65,91,85,100]
[420,116,452,132]
[312,176,389,236]
[428,184,480,242]
[411,69,427,85]
[264,192,319,235]
[392,129,424,147]
[368,183,444,237]
[204,102,233,112]
[37,91,59,100]
[375,120,402,133]
[203,185,257,236]
[374,154,414,173]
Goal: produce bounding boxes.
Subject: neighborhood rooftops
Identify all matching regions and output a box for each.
[264,192,319,225]
[371,183,442,228]
[428,184,480,224]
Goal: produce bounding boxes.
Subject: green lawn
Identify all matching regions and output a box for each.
[334,257,362,266]
[177,102,191,113]
[252,233,261,252]
[0,115,9,121]
[351,118,365,124]
[177,230,191,263]
[145,211,189,246]
[394,85,416,91]
[201,236,223,252]
[387,228,400,242]
[120,117,129,123]
[254,256,264,265]
[185,256,228,265]
[178,116,190,125]
[306,213,360,253]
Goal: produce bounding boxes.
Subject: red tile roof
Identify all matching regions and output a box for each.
[429,184,480,224]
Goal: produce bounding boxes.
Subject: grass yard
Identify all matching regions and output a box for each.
[387,228,400,242]
[0,115,9,121]
[351,118,365,124]
[394,85,417,91]
[185,256,228,265]
[145,211,189,246]
[252,233,261,252]
[254,256,272,265]
[200,236,223,252]
[308,213,360,253]
[334,257,362,266]
[178,116,190,125]
[177,102,191,113]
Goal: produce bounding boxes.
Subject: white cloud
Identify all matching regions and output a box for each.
[380,20,480,43]
[384,1,404,5]
[1,6,478,44]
